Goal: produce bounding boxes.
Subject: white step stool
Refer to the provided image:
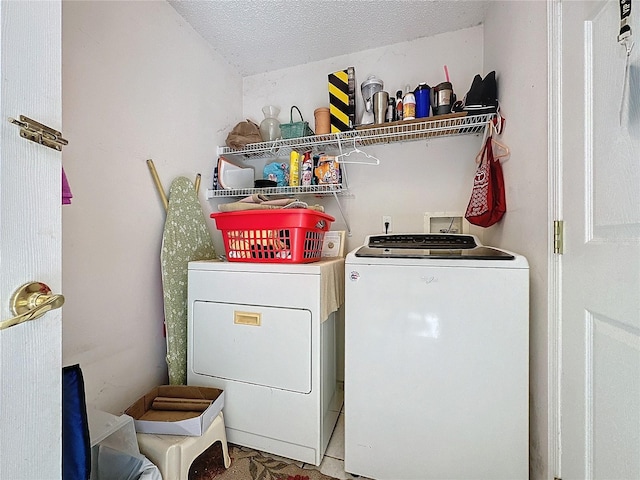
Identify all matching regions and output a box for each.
[136,411,231,480]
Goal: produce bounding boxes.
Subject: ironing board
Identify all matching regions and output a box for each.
[161,177,217,385]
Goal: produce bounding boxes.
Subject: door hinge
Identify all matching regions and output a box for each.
[8,115,68,151]
[554,220,564,254]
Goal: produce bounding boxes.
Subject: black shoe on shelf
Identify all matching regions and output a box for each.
[464,71,498,116]
[481,71,498,111]
[452,74,480,113]
[453,71,499,116]
[464,74,484,109]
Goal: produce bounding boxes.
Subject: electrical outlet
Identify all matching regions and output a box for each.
[382,215,392,233]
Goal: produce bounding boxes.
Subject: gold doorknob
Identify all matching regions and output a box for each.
[0,282,65,331]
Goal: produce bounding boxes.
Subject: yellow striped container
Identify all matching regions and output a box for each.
[328,67,356,132]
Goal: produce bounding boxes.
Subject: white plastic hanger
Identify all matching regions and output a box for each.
[335,136,380,165]
[488,121,510,161]
[476,120,510,163]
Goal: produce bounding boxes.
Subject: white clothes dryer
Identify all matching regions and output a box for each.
[344,234,529,480]
[187,258,344,466]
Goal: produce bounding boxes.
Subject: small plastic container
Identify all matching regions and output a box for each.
[211,209,334,263]
[314,107,331,135]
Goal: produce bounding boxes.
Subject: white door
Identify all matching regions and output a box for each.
[560,0,640,478]
[0,2,62,479]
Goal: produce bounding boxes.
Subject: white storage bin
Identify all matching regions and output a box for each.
[88,408,160,480]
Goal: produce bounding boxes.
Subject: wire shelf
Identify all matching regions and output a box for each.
[216,112,493,160]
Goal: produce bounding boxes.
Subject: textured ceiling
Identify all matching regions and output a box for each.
[168,0,490,77]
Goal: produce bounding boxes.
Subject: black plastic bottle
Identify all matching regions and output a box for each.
[396,90,404,121]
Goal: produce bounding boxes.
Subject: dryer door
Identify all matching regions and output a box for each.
[192,301,312,393]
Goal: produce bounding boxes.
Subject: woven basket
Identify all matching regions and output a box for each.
[280,106,314,139]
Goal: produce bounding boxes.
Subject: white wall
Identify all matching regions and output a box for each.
[238,27,486,253]
[483,2,550,479]
[62,0,241,413]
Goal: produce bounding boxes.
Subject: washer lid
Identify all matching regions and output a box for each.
[355,234,515,260]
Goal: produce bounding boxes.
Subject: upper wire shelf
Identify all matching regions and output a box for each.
[216,112,494,161]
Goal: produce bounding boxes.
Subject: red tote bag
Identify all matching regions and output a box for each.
[464,135,506,227]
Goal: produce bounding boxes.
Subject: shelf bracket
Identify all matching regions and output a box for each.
[331,191,351,235]
[334,134,344,158]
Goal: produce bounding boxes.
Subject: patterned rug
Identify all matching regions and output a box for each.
[189,442,339,480]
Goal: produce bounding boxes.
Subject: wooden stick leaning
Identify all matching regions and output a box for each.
[146,159,169,212]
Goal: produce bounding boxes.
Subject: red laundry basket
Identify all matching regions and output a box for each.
[210,209,334,263]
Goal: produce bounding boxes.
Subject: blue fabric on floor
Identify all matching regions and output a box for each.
[62,364,91,480]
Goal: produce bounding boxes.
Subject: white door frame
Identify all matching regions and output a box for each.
[548,0,563,478]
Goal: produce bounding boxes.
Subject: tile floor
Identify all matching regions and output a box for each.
[249,382,373,480]
[257,409,372,480]
[313,408,372,480]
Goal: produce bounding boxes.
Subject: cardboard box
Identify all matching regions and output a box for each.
[125,385,224,436]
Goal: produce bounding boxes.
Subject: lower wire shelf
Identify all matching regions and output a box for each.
[206,183,345,199]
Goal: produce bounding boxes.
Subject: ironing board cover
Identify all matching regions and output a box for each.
[161,177,217,385]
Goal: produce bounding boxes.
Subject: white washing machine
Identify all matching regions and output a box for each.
[187,258,344,466]
[344,234,529,480]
